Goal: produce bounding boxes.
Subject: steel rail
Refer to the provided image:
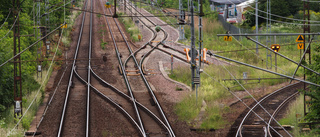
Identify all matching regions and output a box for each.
[123,2,175,136]
[267,91,300,136]
[126,3,206,66]
[57,0,89,136]
[99,0,147,136]
[124,5,190,71]
[90,69,172,135]
[86,0,93,135]
[236,83,301,137]
[73,67,145,136]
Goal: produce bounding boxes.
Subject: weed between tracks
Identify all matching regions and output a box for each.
[117,12,141,42]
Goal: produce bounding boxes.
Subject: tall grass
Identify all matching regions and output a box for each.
[278,94,319,137]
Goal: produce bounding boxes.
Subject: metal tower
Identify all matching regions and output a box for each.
[13,0,23,118]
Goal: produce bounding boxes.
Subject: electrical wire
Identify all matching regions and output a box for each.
[202,70,285,136]
[233,0,320,23]
[302,0,320,2]
[227,0,319,26]
[7,28,64,137]
[0,24,64,68]
[0,9,11,30]
[227,34,291,75]
[0,11,20,42]
[208,55,293,137]
[137,0,178,28]
[246,10,320,26]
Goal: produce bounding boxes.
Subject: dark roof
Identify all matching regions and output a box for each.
[210,0,249,4]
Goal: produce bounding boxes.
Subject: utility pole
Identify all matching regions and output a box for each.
[255,0,258,54]
[195,0,204,104]
[190,0,196,91]
[303,0,311,116]
[113,0,118,17]
[266,0,272,69]
[35,0,42,78]
[178,0,185,40]
[13,0,23,118]
[124,0,126,14]
[45,0,50,57]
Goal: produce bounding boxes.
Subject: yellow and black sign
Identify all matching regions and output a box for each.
[61,24,67,28]
[105,4,111,8]
[224,36,232,41]
[297,43,304,49]
[271,44,280,52]
[296,35,304,42]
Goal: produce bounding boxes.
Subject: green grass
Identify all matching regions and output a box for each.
[117,12,142,42]
[278,94,319,137]
[101,39,107,50]
[134,2,319,131]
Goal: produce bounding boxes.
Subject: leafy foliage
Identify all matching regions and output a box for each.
[242,0,320,27]
[305,43,320,131]
[0,0,73,115]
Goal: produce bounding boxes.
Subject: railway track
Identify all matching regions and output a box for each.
[67,0,175,136]
[124,2,212,67]
[57,0,92,136]
[236,82,303,137]
[267,90,300,137]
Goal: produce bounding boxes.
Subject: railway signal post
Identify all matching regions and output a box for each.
[190,0,196,91]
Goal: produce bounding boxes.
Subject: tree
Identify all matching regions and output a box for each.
[305,43,320,133]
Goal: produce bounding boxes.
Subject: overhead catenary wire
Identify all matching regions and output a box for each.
[0,9,11,29]
[202,71,287,137]
[0,24,64,68]
[208,55,293,137]
[227,34,291,75]
[7,27,64,137]
[233,0,320,23]
[225,0,320,26]
[0,11,20,42]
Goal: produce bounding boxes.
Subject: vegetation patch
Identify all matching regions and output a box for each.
[117,12,142,42]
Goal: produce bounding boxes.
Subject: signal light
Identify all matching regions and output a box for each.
[271,44,280,52]
[184,48,191,62]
